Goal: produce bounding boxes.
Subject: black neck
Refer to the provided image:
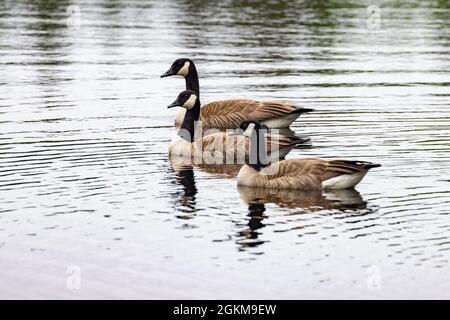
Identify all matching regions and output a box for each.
[247,128,270,171]
[178,100,200,143]
[185,63,200,97]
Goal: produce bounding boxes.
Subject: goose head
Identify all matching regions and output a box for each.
[167,90,199,110]
[161,58,194,78]
[233,120,269,137]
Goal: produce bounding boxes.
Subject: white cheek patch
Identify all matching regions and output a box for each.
[243,123,255,137]
[177,61,190,76]
[183,94,197,109]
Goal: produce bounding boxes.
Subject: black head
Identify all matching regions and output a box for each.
[236,120,268,137]
[161,58,194,78]
[167,90,199,109]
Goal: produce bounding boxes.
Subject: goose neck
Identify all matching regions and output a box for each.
[178,100,200,143]
[185,64,200,97]
[247,128,270,171]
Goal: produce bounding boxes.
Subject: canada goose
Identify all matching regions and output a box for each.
[233,120,381,190]
[161,58,313,129]
[167,90,308,164]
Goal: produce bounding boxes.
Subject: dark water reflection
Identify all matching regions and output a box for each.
[238,186,367,211]
[0,0,449,299]
[171,166,198,215]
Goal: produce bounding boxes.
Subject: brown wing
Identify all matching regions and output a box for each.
[248,101,298,120]
[257,159,371,190]
[199,99,299,129]
[321,160,368,180]
[191,131,308,164]
[193,132,249,163]
[189,127,314,166]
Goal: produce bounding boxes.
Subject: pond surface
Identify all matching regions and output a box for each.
[0,0,449,299]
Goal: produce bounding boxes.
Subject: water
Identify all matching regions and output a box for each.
[0,0,449,299]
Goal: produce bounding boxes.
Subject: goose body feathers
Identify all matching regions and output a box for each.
[238,159,380,190]
[175,99,313,129]
[169,132,307,164]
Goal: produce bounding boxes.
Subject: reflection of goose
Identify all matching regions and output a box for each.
[235,188,367,251]
[238,186,367,211]
[233,120,381,190]
[176,168,197,199]
[169,162,198,213]
[170,155,243,178]
[237,203,267,249]
[161,58,313,129]
[197,164,244,178]
[167,91,308,163]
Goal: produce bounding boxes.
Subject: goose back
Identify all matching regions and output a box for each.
[174,99,312,129]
